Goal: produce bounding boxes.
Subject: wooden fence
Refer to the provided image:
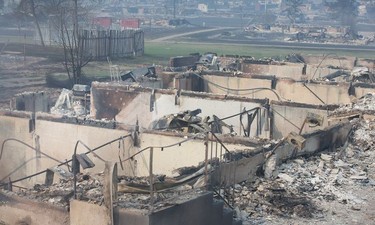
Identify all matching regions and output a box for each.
[80,29,144,60]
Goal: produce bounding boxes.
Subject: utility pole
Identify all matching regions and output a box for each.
[173,0,176,18]
[264,0,267,13]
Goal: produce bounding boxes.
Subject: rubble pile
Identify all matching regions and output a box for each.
[332,93,375,114]
[13,174,102,208]
[10,173,199,211]
[233,147,374,222]
[231,93,375,224]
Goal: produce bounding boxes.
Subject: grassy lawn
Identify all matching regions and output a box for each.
[1,35,373,68]
[145,41,375,62]
[0,35,35,45]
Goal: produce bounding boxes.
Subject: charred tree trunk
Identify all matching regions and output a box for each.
[30,0,45,47]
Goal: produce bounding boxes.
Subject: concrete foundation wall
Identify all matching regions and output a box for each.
[0,114,136,187]
[271,102,330,139]
[203,75,275,99]
[11,92,50,112]
[275,80,351,105]
[90,83,341,139]
[149,192,214,225]
[202,75,358,105]
[240,62,340,80]
[0,113,257,187]
[0,114,33,187]
[357,58,375,72]
[71,200,111,225]
[213,122,352,186]
[301,55,357,70]
[0,193,68,225]
[91,83,268,138]
[354,86,375,99]
[70,192,229,225]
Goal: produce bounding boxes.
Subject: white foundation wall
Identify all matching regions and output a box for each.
[112,91,269,138]
[202,75,354,105]
[271,104,330,139]
[0,115,254,188]
[0,116,32,188]
[203,76,275,99]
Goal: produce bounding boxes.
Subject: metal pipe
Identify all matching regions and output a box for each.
[121,134,200,163]
[302,83,326,105]
[0,156,45,182]
[149,147,154,211]
[191,73,282,101]
[0,134,132,188]
[1,138,64,164]
[204,134,209,188]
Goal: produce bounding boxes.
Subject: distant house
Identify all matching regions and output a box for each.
[198,3,208,13]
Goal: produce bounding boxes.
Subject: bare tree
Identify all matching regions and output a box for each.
[18,0,45,46]
[325,0,359,37]
[57,0,92,86]
[16,0,97,86]
[283,0,305,24]
[43,0,98,86]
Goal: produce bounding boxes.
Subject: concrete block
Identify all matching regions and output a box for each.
[149,192,213,225]
[70,200,109,225]
[233,218,243,225]
[221,207,234,225]
[264,154,278,179]
[115,208,149,225]
[210,199,224,225]
[287,132,306,150]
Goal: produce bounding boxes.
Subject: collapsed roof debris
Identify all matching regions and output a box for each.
[150,109,210,133]
[1,50,375,224]
[332,93,375,115]
[6,165,210,212]
[51,85,90,116]
[120,67,157,82]
[351,67,375,83]
[150,109,245,135]
[231,92,375,224]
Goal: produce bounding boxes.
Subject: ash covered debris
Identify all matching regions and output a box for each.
[12,173,102,207]
[120,66,157,82]
[51,85,90,116]
[8,166,209,211]
[332,92,375,115]
[150,108,236,135]
[230,93,375,224]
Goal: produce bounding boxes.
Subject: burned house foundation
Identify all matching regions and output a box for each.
[0,53,375,225]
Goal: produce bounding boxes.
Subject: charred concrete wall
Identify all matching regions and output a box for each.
[0,193,68,225]
[0,113,256,188]
[203,75,275,99]
[201,74,368,105]
[90,83,336,140]
[11,92,50,112]
[240,62,340,80]
[91,83,269,138]
[70,192,231,225]
[213,122,352,186]
[0,113,33,187]
[0,113,136,187]
[301,55,357,70]
[275,79,351,105]
[271,101,332,139]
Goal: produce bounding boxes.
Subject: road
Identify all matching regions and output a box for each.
[149,27,231,42]
[149,27,375,53]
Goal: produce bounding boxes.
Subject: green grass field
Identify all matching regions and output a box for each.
[1,34,374,67]
[144,41,375,63]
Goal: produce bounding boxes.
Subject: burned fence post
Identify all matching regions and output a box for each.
[149,147,154,211]
[204,133,209,189]
[103,162,118,225]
